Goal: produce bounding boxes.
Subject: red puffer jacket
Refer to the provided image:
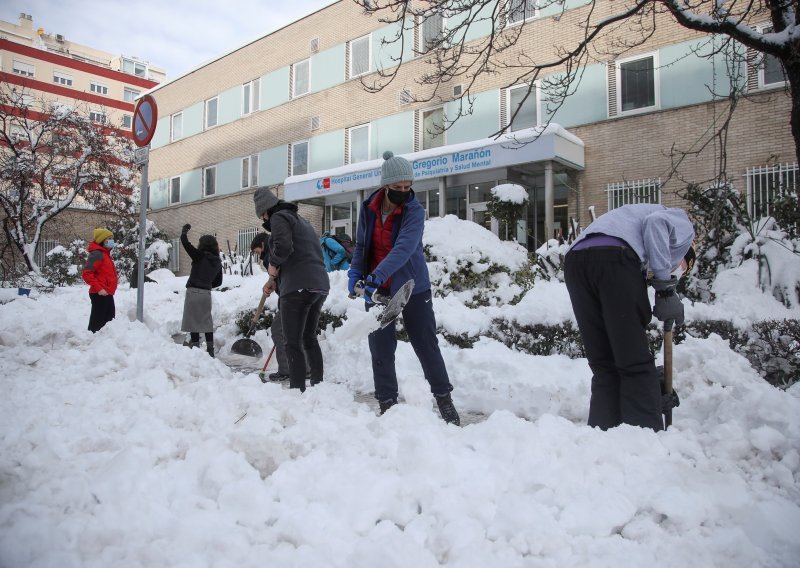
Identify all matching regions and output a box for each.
[82,241,118,295]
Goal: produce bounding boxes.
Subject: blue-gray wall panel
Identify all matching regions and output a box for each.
[310,130,345,172]
[446,91,500,144]
[311,45,346,92]
[182,102,204,139]
[218,85,242,126]
[372,112,414,156]
[261,145,289,186]
[546,63,607,127]
[150,117,170,149]
[262,68,290,110]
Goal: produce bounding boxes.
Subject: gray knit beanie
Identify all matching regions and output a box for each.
[253,187,279,218]
[381,151,413,187]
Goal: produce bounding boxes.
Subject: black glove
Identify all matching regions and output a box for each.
[651,278,684,325]
[181,224,191,235]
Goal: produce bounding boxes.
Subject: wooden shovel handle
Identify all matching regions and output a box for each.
[251,292,268,325]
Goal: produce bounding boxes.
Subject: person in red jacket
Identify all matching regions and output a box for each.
[82,228,118,332]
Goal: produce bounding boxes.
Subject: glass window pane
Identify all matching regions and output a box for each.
[243,83,251,114]
[252,80,260,111]
[294,61,309,96]
[170,178,180,203]
[446,185,467,218]
[352,37,369,77]
[250,154,259,186]
[620,57,655,111]
[509,85,537,130]
[293,143,308,175]
[350,125,369,163]
[205,168,216,196]
[468,181,495,204]
[206,98,218,127]
[764,54,785,85]
[422,108,444,150]
[422,13,443,52]
[428,189,440,217]
[241,157,250,188]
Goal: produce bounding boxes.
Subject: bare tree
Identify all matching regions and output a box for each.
[355,0,797,162]
[0,84,137,276]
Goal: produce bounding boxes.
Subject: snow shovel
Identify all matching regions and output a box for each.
[353,279,415,329]
[230,292,267,358]
[258,344,277,383]
[662,320,679,429]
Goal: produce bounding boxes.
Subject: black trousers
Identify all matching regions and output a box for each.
[368,289,452,402]
[279,290,326,391]
[564,247,663,431]
[88,293,115,333]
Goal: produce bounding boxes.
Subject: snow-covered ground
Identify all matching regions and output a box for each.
[1,218,798,567]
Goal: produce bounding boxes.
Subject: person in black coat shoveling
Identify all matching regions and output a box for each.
[180,224,223,357]
[564,204,696,432]
[250,232,290,381]
[254,187,329,392]
[348,151,459,425]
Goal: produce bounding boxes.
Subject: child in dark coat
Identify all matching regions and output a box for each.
[180,224,223,357]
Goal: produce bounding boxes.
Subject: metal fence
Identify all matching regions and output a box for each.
[34,239,60,268]
[745,163,798,218]
[607,178,662,210]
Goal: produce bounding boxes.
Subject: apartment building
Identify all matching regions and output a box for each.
[0,12,166,268]
[144,0,793,274]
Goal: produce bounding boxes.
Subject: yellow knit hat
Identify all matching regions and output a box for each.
[93,228,113,244]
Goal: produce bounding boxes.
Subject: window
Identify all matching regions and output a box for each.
[53,71,73,86]
[123,88,140,102]
[348,124,370,164]
[242,80,260,115]
[122,58,147,78]
[121,115,132,129]
[507,0,538,25]
[349,35,371,78]
[12,60,34,77]
[420,12,445,53]
[292,59,310,98]
[760,27,786,88]
[421,107,445,150]
[241,154,259,188]
[170,176,181,204]
[203,166,216,197]
[89,111,106,123]
[171,112,183,141]
[205,97,218,128]
[745,162,797,218]
[90,82,109,95]
[616,54,658,114]
[291,142,309,176]
[607,178,661,210]
[507,83,538,131]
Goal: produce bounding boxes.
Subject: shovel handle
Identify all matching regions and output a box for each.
[663,320,674,429]
[251,292,268,326]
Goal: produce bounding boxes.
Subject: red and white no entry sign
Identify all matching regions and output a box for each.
[132,94,158,148]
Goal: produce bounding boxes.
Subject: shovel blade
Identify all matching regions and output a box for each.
[230,338,263,358]
[378,279,414,329]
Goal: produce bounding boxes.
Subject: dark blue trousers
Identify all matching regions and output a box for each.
[88,293,115,333]
[368,289,452,402]
[564,247,663,431]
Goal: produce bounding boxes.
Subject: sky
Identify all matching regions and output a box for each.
[1,215,799,566]
[2,0,337,80]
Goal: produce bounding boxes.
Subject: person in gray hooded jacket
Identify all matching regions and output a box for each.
[564,203,696,432]
[253,187,329,392]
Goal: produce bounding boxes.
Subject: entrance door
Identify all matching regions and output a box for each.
[468,203,498,236]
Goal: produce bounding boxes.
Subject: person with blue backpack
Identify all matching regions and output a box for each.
[320,232,351,272]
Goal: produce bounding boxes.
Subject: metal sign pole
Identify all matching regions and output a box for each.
[136,154,148,322]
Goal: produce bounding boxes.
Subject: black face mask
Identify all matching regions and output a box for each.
[262,220,271,232]
[387,188,409,205]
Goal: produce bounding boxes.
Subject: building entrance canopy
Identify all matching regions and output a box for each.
[283,124,584,201]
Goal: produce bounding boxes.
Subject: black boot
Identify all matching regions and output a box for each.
[435,393,460,426]
[378,398,397,415]
[183,341,200,349]
[268,372,289,381]
[206,345,215,358]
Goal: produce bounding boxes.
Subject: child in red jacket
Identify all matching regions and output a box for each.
[82,228,118,332]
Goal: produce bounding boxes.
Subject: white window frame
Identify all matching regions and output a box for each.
[170,176,181,205]
[291,141,309,176]
[53,70,73,86]
[291,59,311,98]
[419,12,447,54]
[506,0,539,26]
[122,58,147,78]
[203,165,217,197]
[12,60,35,77]
[421,106,446,150]
[615,52,660,116]
[242,80,260,115]
[758,25,786,89]
[506,82,540,131]
[170,112,183,142]
[123,87,140,103]
[205,96,218,129]
[347,124,371,164]
[90,82,109,95]
[89,111,106,123]
[241,154,259,189]
[607,178,662,210]
[349,34,371,79]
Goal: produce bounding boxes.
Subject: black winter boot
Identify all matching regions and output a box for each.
[206,345,215,358]
[435,393,460,426]
[378,398,397,415]
[183,341,200,349]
